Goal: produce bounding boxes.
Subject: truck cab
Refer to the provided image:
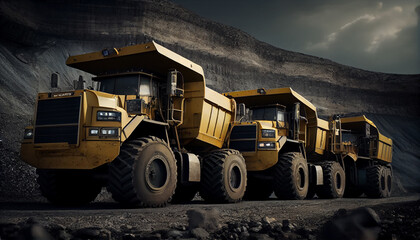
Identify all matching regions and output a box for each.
[229,104,289,171]
[20,42,247,207]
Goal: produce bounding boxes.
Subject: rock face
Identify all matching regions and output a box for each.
[0,0,419,198]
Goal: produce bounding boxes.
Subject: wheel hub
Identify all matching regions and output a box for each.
[145,155,169,191]
[297,167,305,190]
[229,165,242,191]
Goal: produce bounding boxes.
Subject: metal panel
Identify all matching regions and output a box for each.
[229,125,257,152]
[34,97,81,144]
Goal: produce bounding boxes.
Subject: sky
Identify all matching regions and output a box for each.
[171,0,420,74]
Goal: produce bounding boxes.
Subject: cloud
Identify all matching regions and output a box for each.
[307,4,413,53]
[172,0,419,73]
[304,1,418,73]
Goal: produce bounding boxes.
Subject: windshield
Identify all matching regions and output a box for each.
[251,107,285,121]
[99,75,139,95]
[97,74,154,96]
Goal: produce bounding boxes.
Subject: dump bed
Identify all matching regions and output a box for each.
[341,116,392,163]
[66,41,234,150]
[224,88,328,155]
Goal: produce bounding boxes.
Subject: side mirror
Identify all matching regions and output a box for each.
[238,103,246,118]
[167,70,184,97]
[168,70,177,96]
[74,75,85,90]
[293,102,300,122]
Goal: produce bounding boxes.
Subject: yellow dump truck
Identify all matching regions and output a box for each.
[224,88,392,199]
[21,42,247,207]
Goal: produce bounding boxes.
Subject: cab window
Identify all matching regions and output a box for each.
[99,75,139,95]
[251,107,277,120]
[277,111,285,122]
[139,77,151,96]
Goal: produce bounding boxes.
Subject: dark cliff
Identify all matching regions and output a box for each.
[0,0,419,198]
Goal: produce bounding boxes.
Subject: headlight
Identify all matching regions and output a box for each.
[97,111,121,121]
[101,128,118,136]
[258,142,276,149]
[89,128,99,136]
[24,129,33,139]
[261,129,275,138]
[89,127,119,138]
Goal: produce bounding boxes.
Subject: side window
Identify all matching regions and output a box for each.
[277,111,285,121]
[99,78,115,93]
[139,77,151,96]
[114,75,138,95]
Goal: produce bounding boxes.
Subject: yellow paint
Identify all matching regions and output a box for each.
[22,42,237,169]
[341,115,392,163]
[21,140,120,169]
[243,150,279,171]
[225,87,328,155]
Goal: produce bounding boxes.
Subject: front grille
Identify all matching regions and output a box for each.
[34,97,81,144]
[230,125,257,139]
[36,97,81,125]
[230,140,256,152]
[229,125,257,152]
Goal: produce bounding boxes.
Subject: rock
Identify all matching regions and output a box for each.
[73,228,101,238]
[282,219,294,232]
[295,227,310,238]
[167,229,184,238]
[308,234,316,240]
[320,207,381,240]
[47,223,65,231]
[57,230,72,240]
[120,224,133,232]
[187,209,220,231]
[191,227,209,240]
[72,227,111,240]
[25,217,43,225]
[169,223,187,231]
[99,229,112,240]
[122,233,137,240]
[20,224,53,240]
[241,231,250,239]
[46,223,66,238]
[248,233,274,240]
[249,221,263,228]
[249,226,262,233]
[261,216,276,225]
[138,233,161,240]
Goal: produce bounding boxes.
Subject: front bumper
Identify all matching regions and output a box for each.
[20,140,120,169]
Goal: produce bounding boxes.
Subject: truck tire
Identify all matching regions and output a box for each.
[316,161,346,199]
[244,177,272,200]
[384,166,393,197]
[200,149,247,203]
[108,136,177,207]
[364,165,387,198]
[273,152,308,200]
[37,169,102,205]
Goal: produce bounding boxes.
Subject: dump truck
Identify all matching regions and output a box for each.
[223,88,393,199]
[20,42,247,207]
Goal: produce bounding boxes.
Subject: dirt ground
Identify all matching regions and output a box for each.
[1,194,419,239]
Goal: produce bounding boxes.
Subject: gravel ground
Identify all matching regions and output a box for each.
[0,195,419,239]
